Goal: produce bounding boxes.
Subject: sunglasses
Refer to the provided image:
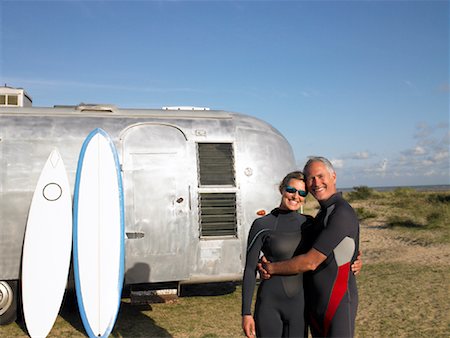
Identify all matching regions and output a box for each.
[285,186,307,197]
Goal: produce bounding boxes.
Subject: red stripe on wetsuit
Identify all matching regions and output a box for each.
[323,262,351,337]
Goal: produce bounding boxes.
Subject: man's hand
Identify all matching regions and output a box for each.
[242,315,256,338]
[351,250,363,276]
[257,256,271,279]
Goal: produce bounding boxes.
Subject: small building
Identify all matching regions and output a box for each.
[0,85,32,107]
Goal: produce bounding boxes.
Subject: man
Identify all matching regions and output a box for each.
[262,156,360,337]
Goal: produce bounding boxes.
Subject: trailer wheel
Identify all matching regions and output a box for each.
[0,281,17,325]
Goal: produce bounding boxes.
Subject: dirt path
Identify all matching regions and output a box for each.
[360,221,450,266]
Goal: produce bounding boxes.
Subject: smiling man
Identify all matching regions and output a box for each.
[262,156,360,337]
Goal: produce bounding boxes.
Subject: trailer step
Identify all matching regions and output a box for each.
[130,289,178,305]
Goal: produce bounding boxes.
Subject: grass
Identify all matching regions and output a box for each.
[356,263,450,338]
[346,187,450,244]
[1,188,449,337]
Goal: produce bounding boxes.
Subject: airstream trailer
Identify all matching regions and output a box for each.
[0,101,296,324]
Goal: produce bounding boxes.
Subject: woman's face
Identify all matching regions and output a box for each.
[279,178,307,211]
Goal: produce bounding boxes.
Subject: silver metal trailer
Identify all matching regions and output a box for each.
[0,103,296,324]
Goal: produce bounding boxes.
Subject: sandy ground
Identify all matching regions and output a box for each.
[360,220,450,266]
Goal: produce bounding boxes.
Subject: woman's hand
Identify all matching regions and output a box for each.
[242,315,256,338]
[351,250,363,275]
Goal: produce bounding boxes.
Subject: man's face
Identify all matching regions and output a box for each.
[305,161,337,201]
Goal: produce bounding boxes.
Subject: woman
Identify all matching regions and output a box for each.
[242,171,313,338]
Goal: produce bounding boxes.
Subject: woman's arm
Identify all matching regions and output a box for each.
[241,222,266,316]
[242,315,256,338]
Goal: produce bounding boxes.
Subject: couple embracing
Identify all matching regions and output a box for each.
[242,156,361,338]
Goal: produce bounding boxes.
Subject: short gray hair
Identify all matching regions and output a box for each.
[303,156,335,176]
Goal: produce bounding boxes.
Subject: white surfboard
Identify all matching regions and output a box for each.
[73,128,125,338]
[22,149,72,338]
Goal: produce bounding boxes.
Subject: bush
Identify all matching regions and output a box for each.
[427,193,450,204]
[386,215,423,229]
[392,187,415,197]
[347,186,374,201]
[355,207,377,220]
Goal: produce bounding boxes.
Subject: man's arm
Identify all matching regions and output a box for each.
[263,248,327,275]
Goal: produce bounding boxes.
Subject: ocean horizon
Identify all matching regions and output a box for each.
[339,184,450,193]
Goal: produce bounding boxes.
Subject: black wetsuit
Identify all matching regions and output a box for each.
[303,192,360,337]
[242,208,314,338]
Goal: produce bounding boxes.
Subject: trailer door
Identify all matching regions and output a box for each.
[121,124,191,283]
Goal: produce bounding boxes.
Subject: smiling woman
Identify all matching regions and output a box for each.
[280,173,308,212]
[241,171,314,338]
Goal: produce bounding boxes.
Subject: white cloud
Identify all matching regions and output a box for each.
[336,122,449,187]
[414,122,432,139]
[380,159,387,172]
[434,151,449,161]
[341,151,373,160]
[422,159,434,166]
[413,146,426,155]
[330,159,344,169]
[362,159,387,175]
[353,151,370,159]
[424,169,436,177]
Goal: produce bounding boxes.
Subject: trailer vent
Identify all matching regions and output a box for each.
[199,193,237,237]
[198,143,235,186]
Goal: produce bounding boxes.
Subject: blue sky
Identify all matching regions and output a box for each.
[1,0,449,188]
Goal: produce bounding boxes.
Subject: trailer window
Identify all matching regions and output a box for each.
[199,193,237,236]
[0,94,19,106]
[7,95,18,106]
[197,143,235,186]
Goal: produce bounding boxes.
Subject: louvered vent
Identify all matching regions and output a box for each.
[198,143,235,186]
[199,193,237,236]
[197,143,237,236]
